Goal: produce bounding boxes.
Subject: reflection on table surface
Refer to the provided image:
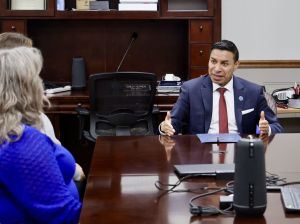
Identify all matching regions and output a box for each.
[80,134,300,224]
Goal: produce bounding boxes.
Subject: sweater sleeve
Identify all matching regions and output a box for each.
[0,126,81,224]
[54,143,76,186]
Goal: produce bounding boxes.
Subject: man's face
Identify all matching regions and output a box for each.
[208,49,239,86]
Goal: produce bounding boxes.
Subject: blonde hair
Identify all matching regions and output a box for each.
[0,32,33,49]
[0,47,50,142]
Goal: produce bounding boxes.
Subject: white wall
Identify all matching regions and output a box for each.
[235,68,300,93]
[222,0,300,60]
[222,0,300,92]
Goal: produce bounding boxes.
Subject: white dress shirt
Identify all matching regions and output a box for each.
[208,78,238,134]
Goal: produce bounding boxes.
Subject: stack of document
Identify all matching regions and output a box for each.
[119,0,158,11]
[157,81,182,93]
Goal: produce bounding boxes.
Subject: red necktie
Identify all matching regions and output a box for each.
[218,88,228,163]
[218,88,228,133]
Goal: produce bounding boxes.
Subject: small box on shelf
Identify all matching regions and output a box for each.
[90,1,109,10]
[76,0,95,10]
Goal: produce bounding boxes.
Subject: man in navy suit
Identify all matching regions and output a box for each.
[160,40,283,136]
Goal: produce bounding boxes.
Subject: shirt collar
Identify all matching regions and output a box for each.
[212,77,234,92]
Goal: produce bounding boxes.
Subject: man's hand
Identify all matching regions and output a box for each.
[259,111,269,135]
[161,111,175,136]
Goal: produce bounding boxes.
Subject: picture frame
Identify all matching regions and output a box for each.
[10,0,46,10]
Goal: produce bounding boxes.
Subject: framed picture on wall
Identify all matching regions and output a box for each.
[10,0,46,10]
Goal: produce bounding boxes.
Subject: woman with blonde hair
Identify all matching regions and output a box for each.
[0,31,85,182]
[0,47,81,223]
[0,31,32,48]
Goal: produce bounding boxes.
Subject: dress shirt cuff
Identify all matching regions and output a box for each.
[158,122,167,136]
[256,125,272,136]
[268,126,272,136]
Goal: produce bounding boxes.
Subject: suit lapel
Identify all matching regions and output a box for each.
[200,76,213,133]
[233,76,246,133]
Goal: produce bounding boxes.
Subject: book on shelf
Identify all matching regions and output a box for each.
[119,0,158,3]
[119,3,157,11]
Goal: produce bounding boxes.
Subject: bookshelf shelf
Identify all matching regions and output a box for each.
[0,0,220,81]
[54,10,160,20]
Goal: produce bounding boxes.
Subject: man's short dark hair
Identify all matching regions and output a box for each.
[211,40,239,62]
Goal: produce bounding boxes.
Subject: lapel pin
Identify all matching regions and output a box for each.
[239,96,243,101]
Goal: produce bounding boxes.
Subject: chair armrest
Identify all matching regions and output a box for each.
[76,106,90,116]
[152,105,160,114]
[76,105,90,141]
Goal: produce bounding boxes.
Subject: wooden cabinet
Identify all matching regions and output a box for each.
[190,67,208,78]
[190,44,211,66]
[0,0,220,82]
[161,0,215,17]
[190,20,213,42]
[189,19,214,79]
[1,19,27,33]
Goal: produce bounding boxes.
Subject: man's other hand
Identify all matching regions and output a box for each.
[259,111,269,135]
[161,111,175,136]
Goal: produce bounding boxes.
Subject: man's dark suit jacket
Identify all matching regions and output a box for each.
[171,74,284,134]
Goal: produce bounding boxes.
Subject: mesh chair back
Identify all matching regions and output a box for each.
[88,72,157,137]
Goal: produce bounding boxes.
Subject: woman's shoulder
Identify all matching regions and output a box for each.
[22,125,48,141]
[1,126,57,172]
[15,125,55,154]
[23,124,42,133]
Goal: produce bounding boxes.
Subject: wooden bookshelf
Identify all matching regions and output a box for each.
[0,0,221,82]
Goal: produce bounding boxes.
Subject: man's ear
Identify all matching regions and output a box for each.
[233,60,240,71]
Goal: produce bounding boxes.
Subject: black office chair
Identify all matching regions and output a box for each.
[262,86,277,114]
[77,72,157,141]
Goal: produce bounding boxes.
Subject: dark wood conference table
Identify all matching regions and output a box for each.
[80,134,300,223]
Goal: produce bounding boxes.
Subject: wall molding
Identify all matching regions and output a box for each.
[239,60,300,68]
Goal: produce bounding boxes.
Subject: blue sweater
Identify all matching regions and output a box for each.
[0,125,81,223]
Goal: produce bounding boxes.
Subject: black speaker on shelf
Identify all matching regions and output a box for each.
[233,138,267,216]
[72,57,86,90]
